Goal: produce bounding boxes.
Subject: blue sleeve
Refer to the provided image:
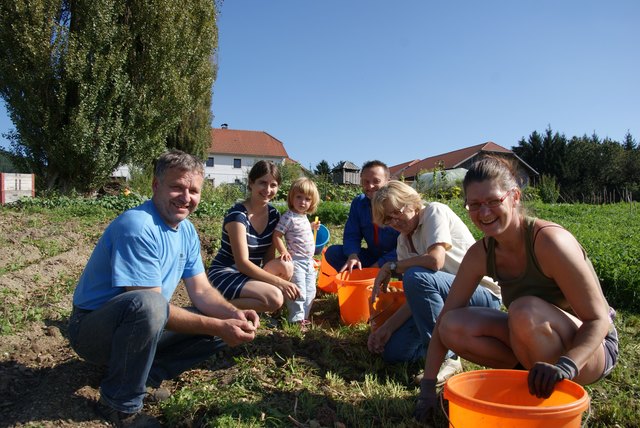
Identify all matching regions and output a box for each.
[182,222,205,279]
[112,228,163,288]
[377,248,398,266]
[343,197,364,256]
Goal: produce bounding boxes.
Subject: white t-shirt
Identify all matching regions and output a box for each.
[275,210,315,260]
[396,202,501,297]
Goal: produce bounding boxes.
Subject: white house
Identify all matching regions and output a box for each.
[110,125,293,185]
[204,125,291,186]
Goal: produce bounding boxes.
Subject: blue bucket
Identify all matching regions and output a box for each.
[314,224,330,255]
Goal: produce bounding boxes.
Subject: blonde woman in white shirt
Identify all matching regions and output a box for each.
[367,180,501,385]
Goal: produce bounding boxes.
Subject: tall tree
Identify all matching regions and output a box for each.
[0,0,218,192]
[166,93,214,161]
[513,130,544,174]
[621,132,640,199]
[512,126,566,182]
[314,160,331,176]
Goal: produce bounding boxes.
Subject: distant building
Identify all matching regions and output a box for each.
[389,142,538,186]
[110,125,296,186]
[204,125,292,187]
[331,161,360,185]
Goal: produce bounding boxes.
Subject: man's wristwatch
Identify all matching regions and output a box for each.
[389,261,397,275]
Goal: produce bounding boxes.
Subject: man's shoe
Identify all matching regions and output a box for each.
[95,398,161,427]
[436,357,463,387]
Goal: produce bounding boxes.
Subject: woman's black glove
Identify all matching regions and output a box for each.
[528,356,579,398]
[414,378,438,423]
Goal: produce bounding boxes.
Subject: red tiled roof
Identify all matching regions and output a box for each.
[389,159,421,178]
[209,128,290,158]
[392,142,512,179]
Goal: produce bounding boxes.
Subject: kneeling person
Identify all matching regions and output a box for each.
[68,150,259,425]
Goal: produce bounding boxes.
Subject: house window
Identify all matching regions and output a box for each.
[233,158,241,168]
[206,156,214,167]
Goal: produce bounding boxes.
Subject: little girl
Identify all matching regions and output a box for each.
[273,177,321,328]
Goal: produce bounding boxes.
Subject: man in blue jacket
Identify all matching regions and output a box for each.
[325,160,400,272]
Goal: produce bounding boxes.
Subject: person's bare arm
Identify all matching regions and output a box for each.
[534,225,610,368]
[226,221,299,299]
[272,230,291,261]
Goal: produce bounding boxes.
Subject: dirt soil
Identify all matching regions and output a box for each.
[0,210,337,427]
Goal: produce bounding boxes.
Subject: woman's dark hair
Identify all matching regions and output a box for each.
[462,156,520,193]
[248,160,282,185]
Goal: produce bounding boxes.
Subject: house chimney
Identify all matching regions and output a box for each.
[221,123,228,129]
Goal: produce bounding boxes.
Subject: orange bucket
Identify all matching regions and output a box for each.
[369,281,405,331]
[444,369,590,427]
[317,249,338,293]
[335,268,378,325]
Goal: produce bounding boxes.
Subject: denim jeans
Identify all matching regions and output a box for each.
[382,267,501,364]
[286,259,317,322]
[68,290,226,413]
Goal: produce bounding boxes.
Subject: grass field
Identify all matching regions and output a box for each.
[0,200,638,427]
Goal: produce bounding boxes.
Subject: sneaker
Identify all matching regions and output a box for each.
[94,398,161,427]
[436,357,463,386]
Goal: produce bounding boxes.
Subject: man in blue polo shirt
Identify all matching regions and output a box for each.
[69,150,259,426]
[325,160,400,272]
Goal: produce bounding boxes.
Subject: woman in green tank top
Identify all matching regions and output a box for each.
[414,156,618,423]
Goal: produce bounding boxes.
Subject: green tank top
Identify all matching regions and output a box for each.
[486,216,599,314]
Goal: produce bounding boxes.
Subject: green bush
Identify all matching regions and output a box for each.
[537,174,561,203]
[531,202,640,311]
[521,185,540,202]
[315,201,350,225]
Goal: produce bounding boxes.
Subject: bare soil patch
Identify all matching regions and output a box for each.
[0,210,340,427]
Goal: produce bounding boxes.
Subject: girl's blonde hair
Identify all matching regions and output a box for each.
[288,177,320,214]
[372,180,423,226]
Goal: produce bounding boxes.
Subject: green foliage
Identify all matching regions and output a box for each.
[0,0,218,192]
[537,174,560,203]
[415,162,465,201]
[0,148,18,172]
[193,182,245,219]
[276,162,308,200]
[127,165,154,198]
[314,160,331,176]
[1,200,639,426]
[11,192,146,215]
[513,127,640,202]
[165,86,214,161]
[315,201,350,225]
[529,202,640,311]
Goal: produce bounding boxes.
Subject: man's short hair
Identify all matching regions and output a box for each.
[154,150,204,179]
[361,160,390,179]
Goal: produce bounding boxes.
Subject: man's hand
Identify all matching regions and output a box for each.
[232,309,260,331]
[216,318,258,347]
[528,356,579,398]
[340,254,361,273]
[414,378,438,423]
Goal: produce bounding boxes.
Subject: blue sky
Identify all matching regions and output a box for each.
[1,1,638,171]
